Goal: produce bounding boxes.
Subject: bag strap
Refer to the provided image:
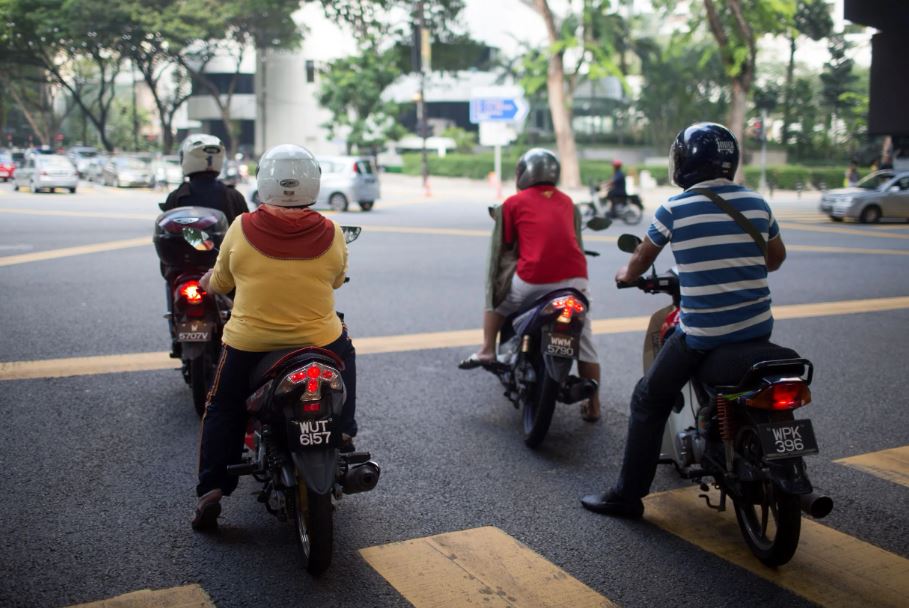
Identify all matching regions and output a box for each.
[690,187,768,263]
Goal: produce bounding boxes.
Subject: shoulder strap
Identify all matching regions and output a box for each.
[690,187,767,263]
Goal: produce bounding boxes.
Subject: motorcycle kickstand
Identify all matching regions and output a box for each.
[698,483,727,512]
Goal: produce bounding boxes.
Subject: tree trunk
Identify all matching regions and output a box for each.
[781,34,796,146]
[729,78,748,184]
[535,0,581,188]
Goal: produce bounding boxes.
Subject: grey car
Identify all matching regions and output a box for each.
[250,155,380,212]
[819,170,909,223]
[13,153,78,193]
[102,156,153,188]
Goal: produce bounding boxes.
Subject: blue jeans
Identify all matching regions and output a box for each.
[196,330,357,497]
[614,331,707,500]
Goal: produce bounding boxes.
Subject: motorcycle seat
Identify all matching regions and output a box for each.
[249,346,345,389]
[697,341,803,389]
[500,287,589,343]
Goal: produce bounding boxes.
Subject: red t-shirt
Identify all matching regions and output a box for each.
[502,185,587,284]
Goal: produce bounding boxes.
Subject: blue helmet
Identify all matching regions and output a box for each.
[669,122,739,189]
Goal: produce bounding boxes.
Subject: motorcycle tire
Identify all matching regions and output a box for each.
[521,374,559,448]
[621,205,643,225]
[289,482,333,576]
[190,353,212,418]
[732,427,802,567]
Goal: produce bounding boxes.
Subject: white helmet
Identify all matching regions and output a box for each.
[180,134,225,176]
[256,144,321,207]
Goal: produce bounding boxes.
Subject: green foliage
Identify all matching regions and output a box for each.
[440,126,477,153]
[319,43,404,154]
[820,34,859,117]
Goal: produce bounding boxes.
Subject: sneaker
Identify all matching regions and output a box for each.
[340,433,356,453]
[191,489,223,531]
[580,489,644,519]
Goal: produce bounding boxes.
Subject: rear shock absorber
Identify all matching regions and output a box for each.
[716,394,735,473]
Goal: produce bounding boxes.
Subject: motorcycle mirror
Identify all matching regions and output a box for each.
[586,216,612,231]
[617,233,642,253]
[341,225,362,244]
[182,227,216,252]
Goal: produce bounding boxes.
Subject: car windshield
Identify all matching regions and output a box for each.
[355,160,374,175]
[42,156,73,168]
[856,172,894,190]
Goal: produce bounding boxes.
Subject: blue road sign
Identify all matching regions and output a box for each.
[469,97,529,123]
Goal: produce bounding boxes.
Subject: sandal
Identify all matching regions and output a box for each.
[580,399,601,423]
[191,489,222,531]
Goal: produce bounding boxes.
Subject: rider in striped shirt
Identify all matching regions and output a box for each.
[581,123,787,519]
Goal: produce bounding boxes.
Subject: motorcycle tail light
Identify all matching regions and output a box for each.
[542,295,586,324]
[177,280,205,305]
[278,362,343,400]
[745,381,812,411]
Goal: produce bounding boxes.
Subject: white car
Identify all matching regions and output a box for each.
[14,154,78,193]
[250,155,380,212]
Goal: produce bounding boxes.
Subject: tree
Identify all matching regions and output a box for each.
[781,0,832,144]
[318,43,405,155]
[701,0,794,181]
[820,33,859,140]
[0,65,69,146]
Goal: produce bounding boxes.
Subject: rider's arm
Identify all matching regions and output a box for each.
[332,232,349,289]
[765,206,785,272]
[616,236,662,283]
[206,225,237,294]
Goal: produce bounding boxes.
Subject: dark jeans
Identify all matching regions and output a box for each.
[196,330,357,497]
[614,331,707,500]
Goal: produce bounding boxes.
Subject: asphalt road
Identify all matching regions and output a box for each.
[0,176,907,608]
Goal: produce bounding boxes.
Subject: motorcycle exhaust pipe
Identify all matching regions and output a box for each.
[800,492,833,519]
[342,461,381,495]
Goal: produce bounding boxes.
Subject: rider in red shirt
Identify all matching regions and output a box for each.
[462,148,602,421]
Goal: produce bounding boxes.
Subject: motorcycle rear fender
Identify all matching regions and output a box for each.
[765,456,814,495]
[181,343,206,359]
[543,353,574,384]
[291,450,338,495]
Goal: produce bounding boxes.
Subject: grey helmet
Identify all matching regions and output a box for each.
[515,148,560,190]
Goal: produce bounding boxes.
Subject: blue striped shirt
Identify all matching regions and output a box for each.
[646,179,780,350]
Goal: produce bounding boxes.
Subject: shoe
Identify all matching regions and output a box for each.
[581,489,644,519]
[191,489,222,531]
[579,399,600,422]
[340,433,355,453]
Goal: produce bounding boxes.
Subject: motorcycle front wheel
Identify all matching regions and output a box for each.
[732,427,802,567]
[289,482,333,575]
[621,204,643,225]
[521,374,559,448]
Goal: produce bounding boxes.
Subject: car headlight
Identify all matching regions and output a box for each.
[833,198,854,210]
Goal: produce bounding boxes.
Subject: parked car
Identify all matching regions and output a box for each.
[102,156,153,188]
[819,170,909,223]
[67,146,100,177]
[13,153,78,193]
[249,155,380,211]
[151,155,183,188]
[0,151,15,182]
[83,154,109,183]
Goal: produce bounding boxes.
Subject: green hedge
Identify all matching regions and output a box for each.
[402,153,851,191]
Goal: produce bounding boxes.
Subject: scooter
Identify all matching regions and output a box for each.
[616,233,832,567]
[579,183,644,226]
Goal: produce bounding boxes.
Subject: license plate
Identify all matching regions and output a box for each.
[756,419,818,461]
[293,419,332,449]
[542,330,579,359]
[176,321,213,342]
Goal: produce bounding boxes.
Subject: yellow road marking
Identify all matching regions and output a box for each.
[360,526,614,608]
[835,445,909,488]
[2,294,909,382]
[644,487,909,608]
[67,584,214,608]
[0,207,157,221]
[0,237,150,267]
[780,221,909,240]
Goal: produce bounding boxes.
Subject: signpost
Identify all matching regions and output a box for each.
[470,86,528,199]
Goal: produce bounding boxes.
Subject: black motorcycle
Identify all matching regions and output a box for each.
[153,206,231,416]
[617,233,832,566]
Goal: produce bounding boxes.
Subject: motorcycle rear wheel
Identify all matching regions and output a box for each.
[732,428,802,567]
[521,374,559,448]
[190,353,212,417]
[289,482,333,575]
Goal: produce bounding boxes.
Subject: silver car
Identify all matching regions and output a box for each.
[151,155,184,188]
[250,155,380,212]
[819,170,909,223]
[14,153,78,193]
[102,156,153,188]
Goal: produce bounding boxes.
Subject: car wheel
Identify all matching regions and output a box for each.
[329,192,349,212]
[830,216,844,222]
[359,200,374,212]
[69,187,77,194]
[859,205,882,224]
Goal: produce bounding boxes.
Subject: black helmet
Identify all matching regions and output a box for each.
[669,122,739,189]
[515,148,560,190]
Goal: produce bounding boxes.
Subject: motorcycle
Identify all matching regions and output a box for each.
[579,182,644,226]
[188,223,378,575]
[616,233,832,567]
[479,213,611,448]
[153,206,232,416]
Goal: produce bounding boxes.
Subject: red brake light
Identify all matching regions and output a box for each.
[746,381,812,411]
[306,378,319,393]
[303,402,321,413]
[548,295,585,323]
[178,281,205,305]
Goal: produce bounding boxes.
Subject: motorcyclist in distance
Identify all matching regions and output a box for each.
[581,122,787,518]
[459,148,603,422]
[597,159,627,218]
[192,144,358,531]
